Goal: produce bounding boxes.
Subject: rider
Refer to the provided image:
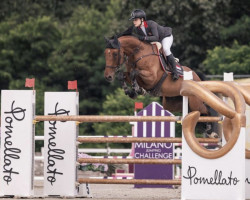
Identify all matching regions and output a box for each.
[128,9,179,81]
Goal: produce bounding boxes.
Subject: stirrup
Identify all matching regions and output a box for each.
[172,72,179,81]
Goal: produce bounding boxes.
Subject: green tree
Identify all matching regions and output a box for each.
[202,14,250,75]
[0,16,61,89]
[220,15,250,45]
[203,41,250,74]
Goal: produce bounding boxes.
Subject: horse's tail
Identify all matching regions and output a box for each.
[196,71,206,81]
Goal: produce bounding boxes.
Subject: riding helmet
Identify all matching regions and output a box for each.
[129,9,146,20]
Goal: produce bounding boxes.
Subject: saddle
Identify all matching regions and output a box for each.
[151,42,183,77]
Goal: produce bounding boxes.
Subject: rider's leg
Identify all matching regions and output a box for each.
[162,35,179,81]
[167,54,179,80]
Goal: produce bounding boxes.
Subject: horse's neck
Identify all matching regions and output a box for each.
[119,37,164,88]
[119,36,143,54]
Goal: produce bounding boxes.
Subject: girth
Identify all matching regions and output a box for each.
[146,72,168,96]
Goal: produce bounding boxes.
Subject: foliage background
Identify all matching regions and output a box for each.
[0,0,249,150]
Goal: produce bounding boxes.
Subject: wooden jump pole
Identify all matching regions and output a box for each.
[34,115,222,123]
[77,137,220,144]
[78,178,181,185]
[78,158,182,165]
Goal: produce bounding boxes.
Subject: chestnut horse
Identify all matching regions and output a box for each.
[104,35,209,115]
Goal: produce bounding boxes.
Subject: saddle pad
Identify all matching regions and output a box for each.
[153,44,183,77]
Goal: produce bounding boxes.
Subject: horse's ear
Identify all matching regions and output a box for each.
[112,35,120,49]
[104,36,113,48]
[104,37,109,44]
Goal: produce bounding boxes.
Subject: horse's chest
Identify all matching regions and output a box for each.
[137,70,155,81]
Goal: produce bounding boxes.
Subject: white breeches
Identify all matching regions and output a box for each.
[161,35,173,56]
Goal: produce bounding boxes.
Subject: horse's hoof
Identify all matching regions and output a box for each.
[128,91,138,99]
[206,132,219,138]
[137,88,147,96]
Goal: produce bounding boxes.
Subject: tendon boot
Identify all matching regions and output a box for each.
[204,122,219,138]
[167,54,179,81]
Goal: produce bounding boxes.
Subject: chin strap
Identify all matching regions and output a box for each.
[139,19,143,26]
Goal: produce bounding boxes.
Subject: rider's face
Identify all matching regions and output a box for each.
[133,18,142,27]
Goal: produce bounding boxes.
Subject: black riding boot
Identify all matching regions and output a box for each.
[167,54,179,81]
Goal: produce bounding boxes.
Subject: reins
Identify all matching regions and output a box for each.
[131,43,159,68]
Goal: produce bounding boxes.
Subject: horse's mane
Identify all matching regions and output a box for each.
[110,26,136,39]
[106,26,152,49]
[117,26,134,38]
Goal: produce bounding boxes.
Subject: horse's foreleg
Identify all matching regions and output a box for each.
[116,71,138,99]
[133,79,147,96]
[129,69,147,96]
[123,72,132,84]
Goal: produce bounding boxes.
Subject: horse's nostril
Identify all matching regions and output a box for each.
[105,76,113,82]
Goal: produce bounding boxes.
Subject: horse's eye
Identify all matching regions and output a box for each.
[113,53,118,57]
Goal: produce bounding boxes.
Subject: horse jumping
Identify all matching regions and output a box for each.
[104,35,216,136]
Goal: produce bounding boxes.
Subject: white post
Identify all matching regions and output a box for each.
[43,92,79,197]
[246,102,250,199]
[0,90,35,197]
[222,72,234,143]
[182,71,193,117]
[224,72,250,199]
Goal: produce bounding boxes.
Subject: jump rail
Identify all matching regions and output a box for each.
[34,115,222,123]
[77,137,220,144]
[78,178,181,185]
[78,158,181,165]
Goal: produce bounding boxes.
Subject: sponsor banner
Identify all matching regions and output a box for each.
[0,90,35,196]
[44,92,78,196]
[182,128,245,200]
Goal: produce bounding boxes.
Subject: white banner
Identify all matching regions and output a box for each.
[246,159,250,199]
[246,104,250,199]
[44,92,78,197]
[182,128,245,200]
[0,90,35,196]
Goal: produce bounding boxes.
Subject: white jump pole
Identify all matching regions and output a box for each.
[224,72,250,199]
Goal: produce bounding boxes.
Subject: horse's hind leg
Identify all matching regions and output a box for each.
[188,96,209,115]
[203,106,221,138]
[186,96,220,138]
[162,96,208,114]
[162,96,220,138]
[195,104,221,138]
[162,96,183,113]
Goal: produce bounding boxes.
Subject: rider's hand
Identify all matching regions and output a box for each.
[138,35,145,41]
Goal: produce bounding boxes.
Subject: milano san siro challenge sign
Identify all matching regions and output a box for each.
[133,102,175,188]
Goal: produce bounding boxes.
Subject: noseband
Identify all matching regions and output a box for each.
[105,48,124,71]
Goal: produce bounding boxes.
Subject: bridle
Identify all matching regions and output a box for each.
[105,47,126,72]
